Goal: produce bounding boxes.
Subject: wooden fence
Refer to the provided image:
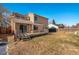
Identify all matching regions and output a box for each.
[58,28,79,32]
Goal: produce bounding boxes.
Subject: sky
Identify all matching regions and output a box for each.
[1,3,79,26]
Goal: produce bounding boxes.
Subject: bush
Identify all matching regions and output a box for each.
[74,31,79,36]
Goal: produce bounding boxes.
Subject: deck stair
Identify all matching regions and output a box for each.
[16,33,31,40]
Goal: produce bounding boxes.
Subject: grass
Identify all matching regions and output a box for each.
[8,31,79,55]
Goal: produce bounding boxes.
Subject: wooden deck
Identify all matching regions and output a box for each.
[0,31,48,42]
[28,32,48,38]
[15,31,48,40]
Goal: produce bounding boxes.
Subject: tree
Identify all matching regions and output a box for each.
[0,4,8,22]
[0,4,9,23]
[52,19,56,25]
[0,4,8,13]
[0,4,10,34]
[0,14,3,22]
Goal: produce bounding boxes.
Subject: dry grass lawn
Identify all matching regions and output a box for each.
[8,31,79,55]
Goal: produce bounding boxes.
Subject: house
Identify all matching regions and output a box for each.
[48,24,58,32]
[0,12,48,41]
[48,19,64,32]
[8,12,48,40]
[57,24,65,28]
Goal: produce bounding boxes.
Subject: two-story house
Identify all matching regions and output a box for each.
[9,12,48,39]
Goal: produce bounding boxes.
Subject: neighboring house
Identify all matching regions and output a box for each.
[49,19,65,32]
[48,24,58,32]
[9,12,48,36]
[56,24,65,28]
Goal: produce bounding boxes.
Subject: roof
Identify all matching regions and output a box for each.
[27,12,48,20]
[48,24,58,29]
[34,14,48,20]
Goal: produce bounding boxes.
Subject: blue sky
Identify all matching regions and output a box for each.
[2,3,79,26]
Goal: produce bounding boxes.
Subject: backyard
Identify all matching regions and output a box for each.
[8,31,79,55]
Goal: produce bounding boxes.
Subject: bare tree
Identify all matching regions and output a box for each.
[0,4,8,22]
[0,4,10,34]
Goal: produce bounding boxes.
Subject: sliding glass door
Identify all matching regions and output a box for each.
[19,24,27,33]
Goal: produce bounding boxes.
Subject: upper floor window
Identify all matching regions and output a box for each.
[26,17,30,21]
[16,16,20,19]
[34,16,40,23]
[34,16,38,21]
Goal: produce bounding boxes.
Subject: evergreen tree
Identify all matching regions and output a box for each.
[52,19,56,25]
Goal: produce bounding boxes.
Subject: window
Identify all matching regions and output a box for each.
[26,17,30,21]
[34,16,40,23]
[15,15,21,19]
[34,16,41,24]
[33,25,38,30]
[34,16,38,21]
[44,24,48,29]
[20,25,27,33]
